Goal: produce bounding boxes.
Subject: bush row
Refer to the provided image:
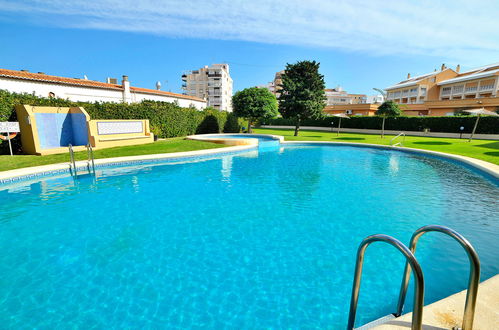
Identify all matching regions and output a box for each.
[0,90,240,154]
[266,115,499,134]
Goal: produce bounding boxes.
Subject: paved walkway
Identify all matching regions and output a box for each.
[373,274,499,329]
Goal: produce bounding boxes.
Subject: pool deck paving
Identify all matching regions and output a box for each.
[372,274,499,329]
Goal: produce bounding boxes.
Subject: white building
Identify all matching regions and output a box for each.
[0,68,207,109]
[182,64,233,111]
[325,86,367,105]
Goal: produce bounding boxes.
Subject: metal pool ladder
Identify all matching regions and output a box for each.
[347,225,480,330]
[68,144,96,177]
[396,225,480,330]
[347,234,424,330]
[390,132,405,146]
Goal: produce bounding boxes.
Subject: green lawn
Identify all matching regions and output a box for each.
[1,130,497,172]
[0,138,225,172]
[254,128,499,165]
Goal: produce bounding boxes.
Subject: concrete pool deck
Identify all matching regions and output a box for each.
[372,274,499,329]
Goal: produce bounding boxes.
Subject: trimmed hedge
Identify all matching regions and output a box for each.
[0,90,240,154]
[267,115,499,134]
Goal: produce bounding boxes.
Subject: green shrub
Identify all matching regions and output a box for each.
[268,115,499,134]
[0,90,238,154]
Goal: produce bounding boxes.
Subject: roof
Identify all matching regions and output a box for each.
[0,68,122,90]
[385,71,437,90]
[130,87,205,102]
[459,62,499,75]
[0,68,205,102]
[437,69,499,86]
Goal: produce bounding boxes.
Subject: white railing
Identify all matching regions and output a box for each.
[453,85,464,93]
[441,88,451,96]
[479,84,494,91]
[465,86,477,93]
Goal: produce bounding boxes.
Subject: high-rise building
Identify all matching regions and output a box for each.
[181,64,233,111]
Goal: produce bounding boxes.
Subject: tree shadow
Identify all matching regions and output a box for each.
[335,137,366,141]
[473,141,499,150]
[413,141,452,146]
[196,115,220,134]
[484,151,499,157]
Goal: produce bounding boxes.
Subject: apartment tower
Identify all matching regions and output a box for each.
[182,64,233,111]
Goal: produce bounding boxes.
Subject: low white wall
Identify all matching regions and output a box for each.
[0,78,123,103]
[261,125,499,140]
[0,77,207,110]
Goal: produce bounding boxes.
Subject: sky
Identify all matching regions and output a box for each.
[0,0,498,95]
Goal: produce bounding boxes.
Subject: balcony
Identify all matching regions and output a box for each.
[441,88,451,96]
[465,86,478,93]
[479,84,495,91]
[452,85,464,94]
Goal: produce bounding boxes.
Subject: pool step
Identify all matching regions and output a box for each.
[356,314,396,329]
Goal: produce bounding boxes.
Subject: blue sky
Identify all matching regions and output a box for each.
[0,0,498,95]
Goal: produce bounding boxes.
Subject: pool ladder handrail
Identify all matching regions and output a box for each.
[68,144,96,177]
[68,144,77,177]
[396,225,480,330]
[347,234,424,330]
[86,143,96,174]
[390,132,405,147]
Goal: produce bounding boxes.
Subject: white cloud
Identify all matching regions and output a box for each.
[1,0,498,64]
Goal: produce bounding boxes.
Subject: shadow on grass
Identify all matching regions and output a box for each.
[484,151,499,157]
[334,137,366,141]
[304,136,324,138]
[412,141,452,146]
[473,141,499,150]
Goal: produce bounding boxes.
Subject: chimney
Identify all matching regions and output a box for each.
[156,81,162,90]
[122,75,131,103]
[407,73,411,79]
[441,63,446,71]
[456,64,460,73]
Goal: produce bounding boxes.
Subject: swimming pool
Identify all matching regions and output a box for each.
[1,143,498,328]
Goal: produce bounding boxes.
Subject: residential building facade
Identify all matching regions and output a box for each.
[324,63,499,117]
[181,64,233,111]
[0,68,206,109]
[325,86,366,105]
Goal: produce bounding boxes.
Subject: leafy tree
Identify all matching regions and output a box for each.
[232,87,278,133]
[278,60,326,136]
[375,100,403,138]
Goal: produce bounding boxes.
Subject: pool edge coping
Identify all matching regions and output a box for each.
[1,137,498,185]
[282,140,499,179]
[0,144,255,184]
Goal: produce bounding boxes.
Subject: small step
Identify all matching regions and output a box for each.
[356,314,396,329]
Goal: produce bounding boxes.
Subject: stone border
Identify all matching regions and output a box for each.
[282,140,499,179]
[1,135,497,187]
[0,144,255,186]
[186,133,285,146]
[262,125,499,140]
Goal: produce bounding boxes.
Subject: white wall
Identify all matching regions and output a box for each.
[130,92,206,110]
[0,77,207,110]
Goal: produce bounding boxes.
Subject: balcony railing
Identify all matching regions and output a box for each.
[479,84,494,91]
[452,85,464,93]
[441,88,451,96]
[465,86,478,93]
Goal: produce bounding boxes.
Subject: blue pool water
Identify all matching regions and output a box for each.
[0,144,498,329]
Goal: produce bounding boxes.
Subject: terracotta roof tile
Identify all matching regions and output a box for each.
[130,86,205,102]
[0,68,206,103]
[0,68,122,90]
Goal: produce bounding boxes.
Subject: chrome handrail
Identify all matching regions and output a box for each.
[390,132,405,146]
[86,144,96,174]
[347,234,424,330]
[396,225,480,330]
[68,144,77,177]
